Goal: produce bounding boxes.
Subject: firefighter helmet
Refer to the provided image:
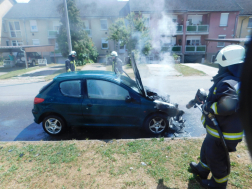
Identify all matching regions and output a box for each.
[111,51,118,57]
[69,51,77,56]
[214,45,245,67]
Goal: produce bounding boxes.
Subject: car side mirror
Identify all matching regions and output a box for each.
[125,96,132,103]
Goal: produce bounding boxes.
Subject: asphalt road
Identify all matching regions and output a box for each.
[0,75,213,141]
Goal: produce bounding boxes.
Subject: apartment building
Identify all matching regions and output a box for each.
[0,0,16,46]
[129,0,242,63]
[1,0,128,63]
[235,0,252,39]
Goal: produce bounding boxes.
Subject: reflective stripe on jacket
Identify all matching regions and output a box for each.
[203,74,243,142]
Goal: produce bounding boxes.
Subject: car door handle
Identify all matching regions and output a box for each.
[87,104,93,107]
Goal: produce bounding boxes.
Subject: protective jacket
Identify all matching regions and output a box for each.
[112,57,123,74]
[201,72,243,148]
[65,55,76,72]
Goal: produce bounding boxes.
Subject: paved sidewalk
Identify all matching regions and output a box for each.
[182,63,218,77]
[81,63,106,71]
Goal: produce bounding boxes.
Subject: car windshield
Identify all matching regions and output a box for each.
[118,76,142,95]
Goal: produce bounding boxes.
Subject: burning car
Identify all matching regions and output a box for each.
[32,53,184,136]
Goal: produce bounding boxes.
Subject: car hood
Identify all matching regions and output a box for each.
[131,52,147,97]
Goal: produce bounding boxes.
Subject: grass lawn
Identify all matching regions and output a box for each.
[174,64,206,76]
[0,139,251,189]
[0,64,64,80]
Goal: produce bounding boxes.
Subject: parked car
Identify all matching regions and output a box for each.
[16,52,42,67]
[3,56,15,68]
[32,53,183,136]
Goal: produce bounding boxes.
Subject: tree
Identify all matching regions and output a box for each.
[57,0,98,64]
[108,12,152,58]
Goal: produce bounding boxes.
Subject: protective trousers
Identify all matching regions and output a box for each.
[199,134,237,185]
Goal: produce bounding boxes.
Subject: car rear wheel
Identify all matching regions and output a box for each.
[144,113,168,135]
[42,115,66,136]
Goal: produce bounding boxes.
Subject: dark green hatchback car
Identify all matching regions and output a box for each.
[32,54,183,136]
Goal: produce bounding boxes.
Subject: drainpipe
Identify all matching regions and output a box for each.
[233,14,239,38]
[239,17,248,38]
[23,19,28,45]
[20,47,28,69]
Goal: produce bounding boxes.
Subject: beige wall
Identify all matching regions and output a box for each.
[87,17,116,58]
[0,0,15,45]
[236,16,252,38]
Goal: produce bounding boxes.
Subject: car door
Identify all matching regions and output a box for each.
[55,80,84,126]
[82,79,142,127]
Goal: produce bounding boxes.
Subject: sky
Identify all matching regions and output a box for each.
[15,0,129,2]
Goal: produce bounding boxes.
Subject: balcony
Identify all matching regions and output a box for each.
[172,46,182,52]
[176,25,183,34]
[84,29,92,36]
[186,25,209,34]
[185,45,206,53]
[48,30,58,38]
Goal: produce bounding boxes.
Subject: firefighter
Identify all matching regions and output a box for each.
[111,51,123,74]
[190,45,245,189]
[65,51,77,72]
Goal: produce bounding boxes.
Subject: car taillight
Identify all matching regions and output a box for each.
[34,97,44,104]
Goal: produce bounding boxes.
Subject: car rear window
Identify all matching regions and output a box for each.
[60,80,81,97]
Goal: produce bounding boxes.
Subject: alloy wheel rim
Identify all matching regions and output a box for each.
[149,117,166,134]
[45,118,62,134]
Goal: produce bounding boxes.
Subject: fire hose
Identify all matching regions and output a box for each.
[186,89,231,175]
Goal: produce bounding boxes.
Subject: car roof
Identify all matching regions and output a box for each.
[54,70,119,82]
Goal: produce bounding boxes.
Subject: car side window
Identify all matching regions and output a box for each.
[60,80,81,97]
[87,80,129,100]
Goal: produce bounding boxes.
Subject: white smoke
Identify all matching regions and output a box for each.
[136,11,179,98]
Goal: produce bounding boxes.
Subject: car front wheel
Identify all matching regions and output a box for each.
[42,115,66,136]
[144,113,168,135]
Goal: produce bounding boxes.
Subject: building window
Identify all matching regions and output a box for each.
[30,20,38,32]
[101,38,108,49]
[6,41,9,46]
[12,40,17,46]
[9,21,21,38]
[248,18,252,28]
[53,21,61,31]
[220,13,229,26]
[217,35,226,47]
[3,21,7,32]
[32,39,40,45]
[100,19,107,30]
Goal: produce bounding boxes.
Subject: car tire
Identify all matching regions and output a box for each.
[144,113,168,135]
[42,115,66,136]
[31,60,35,67]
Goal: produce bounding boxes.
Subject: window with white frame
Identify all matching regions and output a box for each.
[217,35,226,47]
[100,19,108,30]
[32,39,40,45]
[53,21,61,31]
[188,15,203,25]
[172,15,178,23]
[220,13,229,26]
[248,18,252,28]
[30,20,38,32]
[9,21,21,38]
[101,38,108,49]
[11,40,22,46]
[186,36,201,45]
